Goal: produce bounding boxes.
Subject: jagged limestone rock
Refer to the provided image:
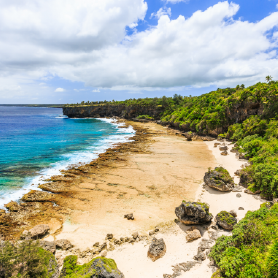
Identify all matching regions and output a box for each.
[60,256,125,278]
[215,211,237,230]
[147,238,166,262]
[175,201,213,225]
[204,167,234,192]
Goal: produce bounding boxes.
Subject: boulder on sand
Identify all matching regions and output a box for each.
[60,256,125,278]
[216,211,237,230]
[204,167,234,192]
[147,238,166,262]
[186,227,201,242]
[22,224,50,239]
[175,201,213,225]
[55,239,73,250]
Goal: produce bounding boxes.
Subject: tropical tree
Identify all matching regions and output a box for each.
[266,75,273,83]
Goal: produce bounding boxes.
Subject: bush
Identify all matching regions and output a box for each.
[0,240,57,278]
[210,204,278,277]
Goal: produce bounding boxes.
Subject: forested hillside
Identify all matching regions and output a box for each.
[68,79,278,199]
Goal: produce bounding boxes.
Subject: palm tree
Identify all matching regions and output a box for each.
[265,75,273,83]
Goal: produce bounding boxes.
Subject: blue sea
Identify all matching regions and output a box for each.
[0,106,134,207]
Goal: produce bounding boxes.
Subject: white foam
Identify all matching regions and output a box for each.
[0,118,135,208]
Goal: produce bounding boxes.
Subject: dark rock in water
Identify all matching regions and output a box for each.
[55,239,73,250]
[216,211,237,230]
[204,167,234,192]
[21,190,54,202]
[60,256,125,278]
[4,201,20,212]
[175,201,213,225]
[124,213,134,220]
[40,240,56,254]
[147,238,166,262]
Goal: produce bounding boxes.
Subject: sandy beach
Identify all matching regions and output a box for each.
[45,121,217,248]
[2,120,263,277]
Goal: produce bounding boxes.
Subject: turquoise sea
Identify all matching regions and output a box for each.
[0,106,134,207]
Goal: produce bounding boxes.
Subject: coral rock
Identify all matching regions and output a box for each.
[216,211,237,230]
[204,167,234,192]
[175,201,213,225]
[186,227,201,242]
[147,238,166,262]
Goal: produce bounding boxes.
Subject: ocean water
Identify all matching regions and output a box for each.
[0,106,135,207]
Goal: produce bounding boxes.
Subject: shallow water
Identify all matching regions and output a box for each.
[0,106,134,207]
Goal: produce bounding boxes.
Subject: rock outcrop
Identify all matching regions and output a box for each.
[124,213,134,220]
[215,211,237,230]
[22,224,50,239]
[147,238,166,262]
[60,256,125,278]
[186,227,201,242]
[40,240,56,253]
[21,190,54,202]
[4,201,20,212]
[175,201,213,225]
[204,167,234,192]
[55,239,73,250]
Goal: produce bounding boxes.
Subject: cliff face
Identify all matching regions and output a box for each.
[63,105,163,119]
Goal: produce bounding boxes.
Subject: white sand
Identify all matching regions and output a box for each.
[104,140,263,278]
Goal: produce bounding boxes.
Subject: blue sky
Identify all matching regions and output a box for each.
[0,0,278,103]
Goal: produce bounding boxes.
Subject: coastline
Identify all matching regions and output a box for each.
[0,120,215,241]
[0,120,263,278]
[0,117,135,209]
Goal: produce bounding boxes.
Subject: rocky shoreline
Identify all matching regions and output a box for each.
[0,120,264,277]
[0,119,151,240]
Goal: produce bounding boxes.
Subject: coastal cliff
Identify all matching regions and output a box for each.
[63,104,163,119]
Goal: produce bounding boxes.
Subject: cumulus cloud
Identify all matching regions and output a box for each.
[55,88,65,92]
[92,89,100,93]
[0,0,278,102]
[151,7,171,19]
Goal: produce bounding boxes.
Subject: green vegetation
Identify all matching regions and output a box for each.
[210,203,278,278]
[214,167,234,185]
[69,79,278,199]
[60,256,120,278]
[136,115,154,120]
[0,240,57,278]
[216,211,237,226]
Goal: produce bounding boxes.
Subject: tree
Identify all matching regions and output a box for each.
[240,84,245,89]
[266,75,273,83]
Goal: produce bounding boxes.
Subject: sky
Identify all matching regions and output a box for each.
[0,0,278,104]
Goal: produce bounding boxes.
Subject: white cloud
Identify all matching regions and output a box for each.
[151,7,171,19]
[92,89,100,92]
[0,0,278,103]
[55,88,65,92]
